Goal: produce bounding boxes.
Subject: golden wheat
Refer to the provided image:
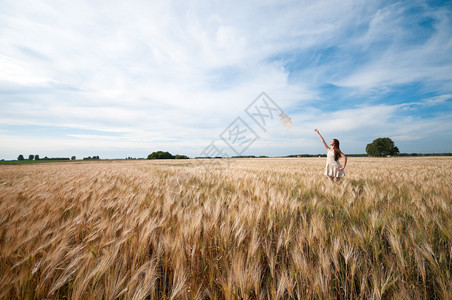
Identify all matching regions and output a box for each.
[0,157,451,299]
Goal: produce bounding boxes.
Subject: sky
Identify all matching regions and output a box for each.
[1,0,452,159]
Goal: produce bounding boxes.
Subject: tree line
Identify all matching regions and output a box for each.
[147,151,189,159]
[10,140,450,162]
[16,155,101,161]
[17,154,73,161]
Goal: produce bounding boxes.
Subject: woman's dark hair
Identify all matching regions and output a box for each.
[332,139,341,161]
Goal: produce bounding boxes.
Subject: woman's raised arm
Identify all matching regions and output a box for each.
[314,129,330,151]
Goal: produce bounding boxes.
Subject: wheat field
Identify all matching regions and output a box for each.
[0,157,451,299]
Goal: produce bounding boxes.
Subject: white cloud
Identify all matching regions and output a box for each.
[334,3,452,90]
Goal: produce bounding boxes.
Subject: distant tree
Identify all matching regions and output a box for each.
[28,154,34,160]
[83,156,99,160]
[18,154,24,161]
[174,154,189,159]
[71,156,76,160]
[35,155,40,160]
[147,151,174,159]
[366,137,399,157]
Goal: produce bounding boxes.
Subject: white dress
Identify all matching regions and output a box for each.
[324,149,345,177]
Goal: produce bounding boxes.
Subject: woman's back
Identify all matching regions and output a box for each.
[326,149,337,165]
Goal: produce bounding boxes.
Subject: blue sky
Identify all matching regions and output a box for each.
[1,0,451,159]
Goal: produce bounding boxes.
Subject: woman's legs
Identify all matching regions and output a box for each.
[327,176,341,183]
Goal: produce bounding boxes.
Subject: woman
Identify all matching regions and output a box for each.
[314,129,347,182]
